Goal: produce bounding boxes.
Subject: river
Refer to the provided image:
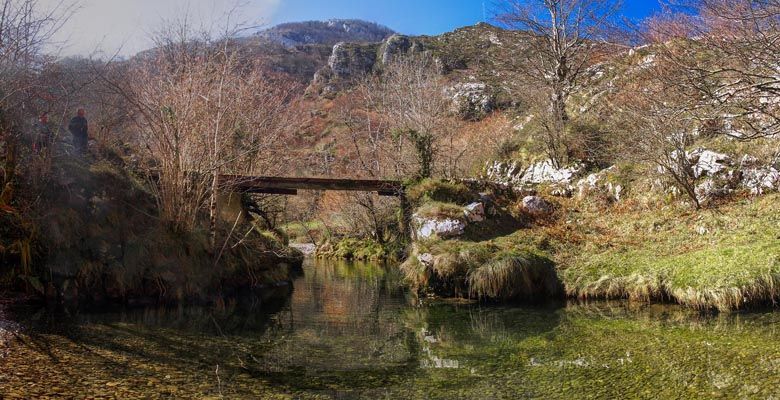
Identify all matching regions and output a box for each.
[1,259,780,399]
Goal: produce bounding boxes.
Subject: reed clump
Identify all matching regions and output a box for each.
[402,240,561,301]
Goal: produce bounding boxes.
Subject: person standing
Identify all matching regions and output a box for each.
[68,108,88,154]
[33,112,52,154]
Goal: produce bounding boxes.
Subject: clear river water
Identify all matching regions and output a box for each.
[2,259,780,399]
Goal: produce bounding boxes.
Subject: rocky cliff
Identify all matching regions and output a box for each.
[308,23,524,118]
[255,19,395,48]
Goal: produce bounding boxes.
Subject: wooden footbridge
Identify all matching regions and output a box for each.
[218,175,405,197]
[218,174,411,237]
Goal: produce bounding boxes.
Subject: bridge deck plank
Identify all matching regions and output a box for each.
[219,175,404,196]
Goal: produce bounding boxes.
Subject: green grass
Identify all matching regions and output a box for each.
[561,194,780,311]
[404,179,780,311]
[468,250,560,300]
[414,202,466,220]
[406,179,476,206]
[402,239,560,301]
[317,238,391,261]
[282,220,330,244]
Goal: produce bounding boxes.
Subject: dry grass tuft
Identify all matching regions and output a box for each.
[467,251,560,300]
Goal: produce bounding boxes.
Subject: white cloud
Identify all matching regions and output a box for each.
[40,0,281,57]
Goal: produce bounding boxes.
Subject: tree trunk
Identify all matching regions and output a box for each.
[398,192,412,243]
[410,130,433,179]
[0,116,16,205]
[209,171,218,253]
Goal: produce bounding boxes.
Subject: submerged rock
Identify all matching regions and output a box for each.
[290,243,317,255]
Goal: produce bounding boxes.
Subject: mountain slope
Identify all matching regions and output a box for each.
[255,19,395,48]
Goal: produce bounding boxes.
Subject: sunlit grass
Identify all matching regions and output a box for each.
[562,194,780,311]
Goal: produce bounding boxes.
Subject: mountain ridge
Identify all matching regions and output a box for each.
[255,19,396,48]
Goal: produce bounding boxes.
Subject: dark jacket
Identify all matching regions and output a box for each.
[68,116,88,141]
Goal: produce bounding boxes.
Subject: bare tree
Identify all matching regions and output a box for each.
[0,0,72,203]
[362,53,458,179]
[609,39,703,208]
[496,0,622,166]
[116,17,301,251]
[646,0,780,140]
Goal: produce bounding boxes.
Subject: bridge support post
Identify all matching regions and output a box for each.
[399,191,412,243]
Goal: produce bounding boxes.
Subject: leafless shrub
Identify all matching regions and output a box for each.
[0,0,73,202]
[115,17,301,248]
[648,0,780,139]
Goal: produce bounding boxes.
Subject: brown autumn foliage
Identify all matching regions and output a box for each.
[647,0,780,139]
[113,19,304,248]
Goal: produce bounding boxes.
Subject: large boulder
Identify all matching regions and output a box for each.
[688,148,732,178]
[576,166,624,202]
[413,216,467,239]
[522,196,554,216]
[310,42,379,96]
[523,160,583,185]
[695,177,733,201]
[463,202,485,222]
[417,252,434,267]
[380,34,423,64]
[485,159,584,195]
[739,155,780,195]
[327,42,377,79]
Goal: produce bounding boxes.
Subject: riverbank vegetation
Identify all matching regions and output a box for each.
[2,0,780,311]
[0,4,305,304]
[402,175,780,310]
[562,194,780,311]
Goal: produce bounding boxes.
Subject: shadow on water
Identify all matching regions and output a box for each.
[3,259,780,398]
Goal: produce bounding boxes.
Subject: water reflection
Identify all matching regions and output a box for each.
[2,259,780,399]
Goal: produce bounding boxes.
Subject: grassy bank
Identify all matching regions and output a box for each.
[316,238,397,261]
[4,154,303,305]
[402,239,560,300]
[561,194,780,311]
[400,177,780,310]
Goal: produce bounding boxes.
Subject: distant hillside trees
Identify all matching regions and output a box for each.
[256,19,395,47]
[360,53,460,179]
[496,0,622,167]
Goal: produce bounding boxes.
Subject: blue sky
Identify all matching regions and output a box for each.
[271,0,664,36]
[45,0,663,57]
